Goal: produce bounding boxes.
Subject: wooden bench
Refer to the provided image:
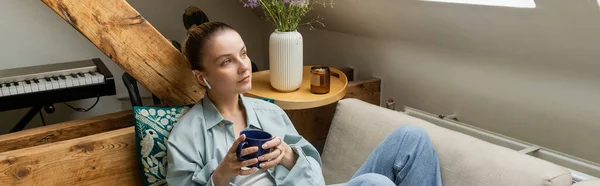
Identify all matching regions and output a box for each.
[0,79,380,185]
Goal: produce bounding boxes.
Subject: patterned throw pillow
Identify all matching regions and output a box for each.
[133,105,192,186]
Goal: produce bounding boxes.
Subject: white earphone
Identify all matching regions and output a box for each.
[193,71,212,89]
[203,77,212,89]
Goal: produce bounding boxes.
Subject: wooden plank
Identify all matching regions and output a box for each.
[345,78,381,106]
[0,110,133,153]
[286,78,381,152]
[0,127,140,186]
[41,0,204,105]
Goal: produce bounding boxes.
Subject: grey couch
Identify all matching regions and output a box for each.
[321,99,600,186]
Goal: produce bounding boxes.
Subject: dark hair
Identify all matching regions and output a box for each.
[182,22,234,71]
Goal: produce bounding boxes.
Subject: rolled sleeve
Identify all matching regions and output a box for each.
[192,158,220,186]
[167,139,220,186]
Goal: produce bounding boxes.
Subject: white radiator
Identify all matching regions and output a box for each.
[404,106,600,183]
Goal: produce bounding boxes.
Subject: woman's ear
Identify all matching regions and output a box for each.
[192,70,208,87]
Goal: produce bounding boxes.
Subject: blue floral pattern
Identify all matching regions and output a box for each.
[134,106,191,186]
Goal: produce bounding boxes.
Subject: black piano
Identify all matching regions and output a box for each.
[0,58,116,132]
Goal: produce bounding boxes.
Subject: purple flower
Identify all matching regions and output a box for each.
[240,0,259,8]
[284,0,309,6]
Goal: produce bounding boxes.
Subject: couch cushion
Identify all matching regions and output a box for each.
[321,98,572,186]
[133,106,191,186]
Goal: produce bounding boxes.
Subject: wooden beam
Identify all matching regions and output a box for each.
[41,0,204,105]
[0,127,140,186]
[287,78,381,152]
[0,110,133,153]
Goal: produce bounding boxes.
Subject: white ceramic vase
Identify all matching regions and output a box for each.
[269,30,303,92]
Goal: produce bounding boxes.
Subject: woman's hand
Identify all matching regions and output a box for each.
[258,137,297,170]
[213,134,259,186]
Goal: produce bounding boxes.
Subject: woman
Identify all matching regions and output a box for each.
[166,22,442,186]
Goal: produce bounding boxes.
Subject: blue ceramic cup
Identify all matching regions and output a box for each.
[236,130,273,168]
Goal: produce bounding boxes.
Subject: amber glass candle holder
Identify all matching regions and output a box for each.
[310,66,330,94]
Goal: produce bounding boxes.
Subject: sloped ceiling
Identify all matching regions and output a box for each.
[308,0,600,57]
[249,0,600,79]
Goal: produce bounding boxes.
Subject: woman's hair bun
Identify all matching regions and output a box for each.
[183,6,210,30]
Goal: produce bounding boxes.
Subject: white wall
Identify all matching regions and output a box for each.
[302,0,600,163]
[0,0,267,134]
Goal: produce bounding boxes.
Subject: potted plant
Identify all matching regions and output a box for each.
[240,0,334,92]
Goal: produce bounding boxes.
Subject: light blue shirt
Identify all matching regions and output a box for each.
[166,95,325,186]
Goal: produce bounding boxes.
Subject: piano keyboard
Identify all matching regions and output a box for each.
[0,60,105,97]
[0,58,115,112]
[0,72,105,97]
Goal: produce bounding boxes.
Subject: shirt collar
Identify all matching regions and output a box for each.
[203,94,261,130]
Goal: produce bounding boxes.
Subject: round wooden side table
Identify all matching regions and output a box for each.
[245,66,348,110]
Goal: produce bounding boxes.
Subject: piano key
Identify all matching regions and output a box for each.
[9,85,17,94]
[98,73,105,83]
[44,79,53,90]
[84,73,93,84]
[33,78,39,83]
[0,89,2,97]
[72,76,80,86]
[31,82,39,92]
[58,78,67,88]
[51,79,60,89]
[25,80,31,84]
[24,83,32,93]
[71,74,77,78]
[16,83,25,94]
[2,87,9,96]
[4,83,9,87]
[38,81,47,91]
[78,72,85,77]
[78,75,87,85]
[59,75,66,80]
[90,72,99,83]
[65,76,74,87]
[44,77,51,81]
[51,76,59,81]
[13,82,18,86]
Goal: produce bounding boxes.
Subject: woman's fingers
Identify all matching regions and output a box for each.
[261,137,282,149]
[258,148,281,161]
[259,150,285,169]
[240,146,259,157]
[228,134,246,153]
[238,167,258,175]
[240,158,259,168]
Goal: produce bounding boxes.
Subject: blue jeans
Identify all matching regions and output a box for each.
[345,126,442,186]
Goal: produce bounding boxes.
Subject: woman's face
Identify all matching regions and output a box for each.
[196,29,252,95]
